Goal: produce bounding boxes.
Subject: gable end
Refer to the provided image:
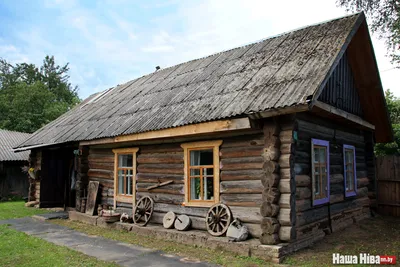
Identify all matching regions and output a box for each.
[318,52,363,117]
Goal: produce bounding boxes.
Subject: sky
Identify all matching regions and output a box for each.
[0,0,398,99]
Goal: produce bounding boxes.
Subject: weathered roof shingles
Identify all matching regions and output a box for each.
[0,129,31,161]
[18,13,361,148]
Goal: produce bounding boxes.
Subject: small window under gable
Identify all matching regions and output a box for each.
[181,140,222,207]
[311,139,330,205]
[343,144,357,197]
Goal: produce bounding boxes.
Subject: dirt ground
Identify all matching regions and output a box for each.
[284,215,400,266]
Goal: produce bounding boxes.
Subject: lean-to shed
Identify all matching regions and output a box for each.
[15,12,392,253]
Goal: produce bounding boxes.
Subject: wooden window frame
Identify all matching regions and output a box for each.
[311,139,330,206]
[181,140,222,207]
[112,148,139,209]
[343,144,357,197]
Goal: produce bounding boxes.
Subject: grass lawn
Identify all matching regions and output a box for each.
[0,224,118,267]
[0,201,48,220]
[0,201,117,267]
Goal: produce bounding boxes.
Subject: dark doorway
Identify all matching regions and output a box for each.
[40,147,75,208]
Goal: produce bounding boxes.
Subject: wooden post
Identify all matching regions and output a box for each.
[76,146,89,212]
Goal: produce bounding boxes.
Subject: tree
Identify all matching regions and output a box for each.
[374,89,400,156]
[0,56,80,133]
[337,0,400,65]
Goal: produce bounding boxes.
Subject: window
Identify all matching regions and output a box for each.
[311,139,330,205]
[343,145,357,197]
[181,140,222,207]
[112,148,139,208]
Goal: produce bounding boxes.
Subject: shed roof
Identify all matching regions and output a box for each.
[0,129,31,161]
[17,13,387,148]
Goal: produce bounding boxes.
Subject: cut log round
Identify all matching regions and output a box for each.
[133,196,154,227]
[206,203,233,236]
[163,211,176,229]
[174,215,191,231]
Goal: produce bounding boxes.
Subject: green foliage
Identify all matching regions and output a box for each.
[374,89,400,156]
[337,0,400,65]
[0,56,80,133]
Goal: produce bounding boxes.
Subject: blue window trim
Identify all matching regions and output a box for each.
[343,144,357,197]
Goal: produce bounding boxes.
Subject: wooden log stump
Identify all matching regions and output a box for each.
[260,202,280,217]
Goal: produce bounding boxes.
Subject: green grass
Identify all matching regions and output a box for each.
[0,201,48,220]
[0,224,118,267]
[53,219,276,267]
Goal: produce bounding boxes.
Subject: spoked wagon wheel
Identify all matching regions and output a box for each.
[206,203,233,236]
[133,196,154,226]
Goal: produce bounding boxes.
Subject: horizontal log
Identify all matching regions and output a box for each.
[279,179,292,193]
[137,192,183,205]
[280,130,293,145]
[88,169,113,179]
[330,183,344,195]
[89,148,113,154]
[245,223,262,238]
[279,226,295,241]
[153,203,208,217]
[230,206,263,224]
[294,151,310,164]
[88,155,114,163]
[280,168,291,180]
[220,180,262,194]
[137,173,183,181]
[221,135,264,148]
[280,143,294,155]
[279,193,295,209]
[278,208,294,226]
[150,211,207,230]
[297,206,329,227]
[295,175,310,187]
[330,193,344,204]
[294,163,310,175]
[330,174,344,184]
[137,153,183,164]
[221,157,264,170]
[357,187,368,198]
[137,177,184,184]
[221,193,262,207]
[279,154,292,168]
[88,162,114,171]
[261,217,279,234]
[296,199,312,212]
[140,144,182,154]
[296,187,311,200]
[260,202,280,217]
[357,177,369,188]
[220,146,263,158]
[137,164,184,174]
[221,170,264,181]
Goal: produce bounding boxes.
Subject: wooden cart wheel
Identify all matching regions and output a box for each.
[206,203,232,236]
[133,196,154,226]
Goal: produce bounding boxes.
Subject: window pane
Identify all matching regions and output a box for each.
[346,172,353,191]
[119,154,133,167]
[314,174,320,195]
[319,147,326,163]
[321,174,327,198]
[190,177,201,200]
[190,168,200,176]
[190,149,213,166]
[118,170,124,194]
[204,177,214,200]
[313,148,319,163]
[126,169,133,195]
[204,168,213,177]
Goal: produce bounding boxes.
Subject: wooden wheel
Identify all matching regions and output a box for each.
[206,203,232,236]
[133,196,154,226]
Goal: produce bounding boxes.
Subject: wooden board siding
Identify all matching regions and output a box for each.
[88,134,265,238]
[318,53,363,117]
[294,113,371,241]
[376,156,400,216]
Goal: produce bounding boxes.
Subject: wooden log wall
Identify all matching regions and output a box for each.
[76,147,89,212]
[294,113,371,241]
[87,133,265,238]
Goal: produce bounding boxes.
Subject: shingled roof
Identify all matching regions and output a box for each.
[18,13,367,148]
[0,129,31,161]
